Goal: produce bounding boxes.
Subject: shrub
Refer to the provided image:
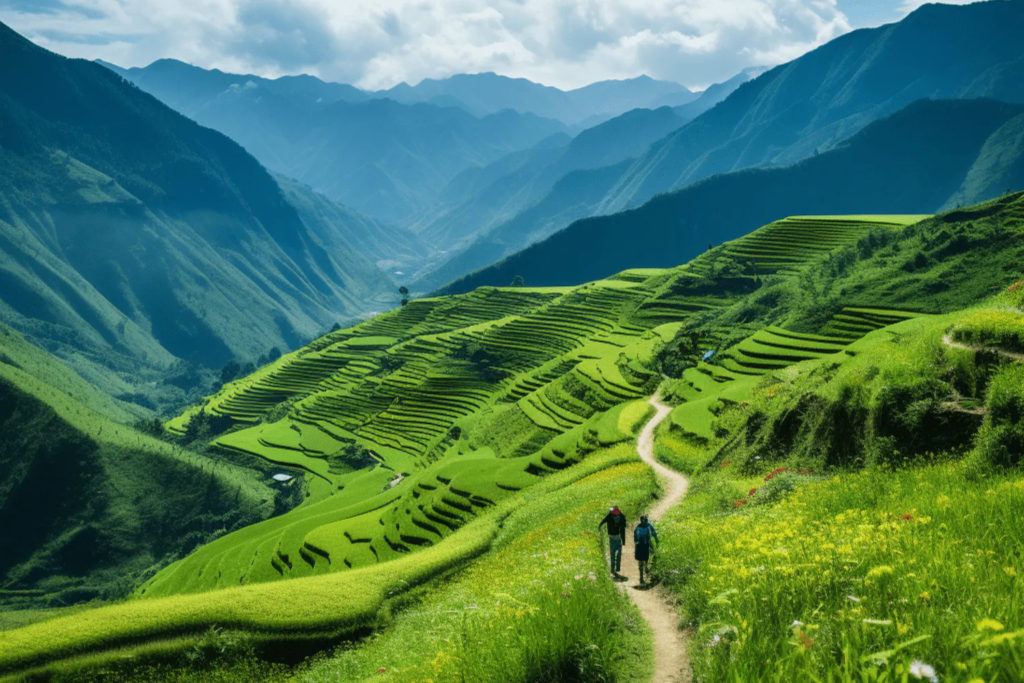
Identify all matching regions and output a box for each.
[974,364,1024,467]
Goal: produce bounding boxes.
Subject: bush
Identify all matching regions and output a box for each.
[974,364,1024,467]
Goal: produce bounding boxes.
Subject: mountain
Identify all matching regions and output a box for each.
[0,323,276,608]
[105,59,568,226]
[442,98,1024,292]
[430,0,1024,289]
[407,70,760,286]
[275,175,428,277]
[411,107,685,250]
[0,22,393,411]
[380,72,696,125]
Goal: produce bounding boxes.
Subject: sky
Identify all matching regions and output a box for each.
[0,0,980,91]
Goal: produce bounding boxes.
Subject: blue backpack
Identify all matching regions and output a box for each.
[635,525,651,544]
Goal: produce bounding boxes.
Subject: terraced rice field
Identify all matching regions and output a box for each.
[152,214,927,599]
[0,213,940,679]
[714,215,926,276]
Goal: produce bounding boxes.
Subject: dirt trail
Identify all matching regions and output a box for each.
[615,396,691,683]
[942,333,1024,361]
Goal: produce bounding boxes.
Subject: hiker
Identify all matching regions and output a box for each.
[634,514,659,585]
[598,505,627,576]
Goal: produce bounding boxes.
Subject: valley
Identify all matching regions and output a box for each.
[0,2,1023,681]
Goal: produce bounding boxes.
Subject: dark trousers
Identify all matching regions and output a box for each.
[609,537,623,572]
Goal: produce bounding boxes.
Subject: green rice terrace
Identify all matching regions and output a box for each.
[3,194,1024,681]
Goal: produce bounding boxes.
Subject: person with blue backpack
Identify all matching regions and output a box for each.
[634,514,659,585]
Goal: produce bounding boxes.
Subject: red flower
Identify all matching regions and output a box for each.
[1009,280,1023,293]
[734,499,746,507]
[800,470,810,475]
[721,460,731,468]
[901,514,914,521]
[748,488,758,496]
[765,467,788,482]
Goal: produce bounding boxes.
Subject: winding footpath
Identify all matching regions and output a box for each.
[618,396,691,683]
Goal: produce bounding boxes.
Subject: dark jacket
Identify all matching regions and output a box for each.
[598,511,627,542]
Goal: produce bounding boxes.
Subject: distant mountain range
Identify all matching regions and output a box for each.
[434,0,1024,291]
[103,59,568,226]
[0,22,395,411]
[379,72,697,126]
[409,69,763,270]
[443,98,1024,292]
[103,59,756,281]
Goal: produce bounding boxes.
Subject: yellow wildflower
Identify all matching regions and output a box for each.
[866,565,895,579]
[977,618,1004,632]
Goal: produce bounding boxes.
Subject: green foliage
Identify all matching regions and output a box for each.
[952,309,1024,354]
[974,364,1024,467]
[657,463,1024,682]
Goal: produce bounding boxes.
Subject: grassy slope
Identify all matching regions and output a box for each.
[0,210,925,677]
[6,194,1024,678]
[0,324,275,610]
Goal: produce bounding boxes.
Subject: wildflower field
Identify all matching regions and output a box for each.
[658,464,1024,681]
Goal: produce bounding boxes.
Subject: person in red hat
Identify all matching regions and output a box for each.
[598,505,627,577]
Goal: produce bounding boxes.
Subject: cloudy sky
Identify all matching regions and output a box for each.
[0,0,978,90]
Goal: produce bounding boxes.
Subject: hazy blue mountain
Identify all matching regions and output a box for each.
[413,107,687,253]
[380,72,696,125]
[0,22,392,411]
[442,98,1024,293]
[106,60,567,225]
[669,67,765,121]
[276,175,428,277]
[432,1,1024,290]
[408,69,759,286]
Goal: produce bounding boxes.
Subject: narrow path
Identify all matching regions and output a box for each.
[617,396,691,683]
[942,333,1024,362]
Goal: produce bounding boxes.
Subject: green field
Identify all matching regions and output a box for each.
[5,194,1024,680]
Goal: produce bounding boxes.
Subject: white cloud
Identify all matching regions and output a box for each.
[0,0,860,89]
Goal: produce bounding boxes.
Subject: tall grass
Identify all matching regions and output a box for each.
[657,462,1024,681]
[298,451,657,682]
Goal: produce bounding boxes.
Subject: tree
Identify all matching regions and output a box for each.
[510,275,525,287]
[219,360,241,385]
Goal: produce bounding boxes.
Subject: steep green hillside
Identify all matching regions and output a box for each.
[444,99,1024,291]
[0,325,276,611]
[429,0,1024,288]
[3,194,1023,679]
[0,23,393,411]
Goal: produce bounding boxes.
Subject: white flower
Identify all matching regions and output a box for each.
[791,620,804,628]
[846,595,861,603]
[909,660,938,682]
